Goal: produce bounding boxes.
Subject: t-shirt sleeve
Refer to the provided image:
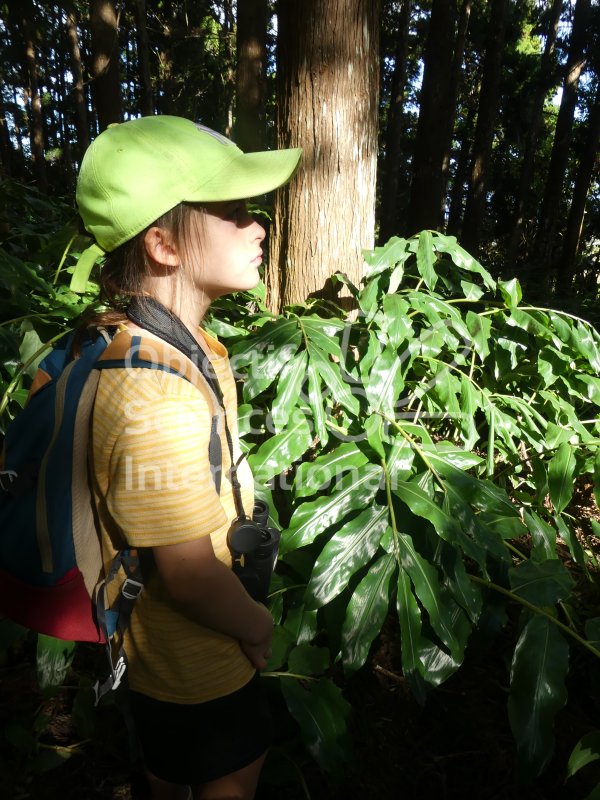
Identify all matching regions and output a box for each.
[105,393,228,547]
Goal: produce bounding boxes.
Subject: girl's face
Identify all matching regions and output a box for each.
[190,200,266,300]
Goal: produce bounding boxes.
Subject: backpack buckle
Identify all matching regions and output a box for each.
[0,470,18,492]
[121,578,143,600]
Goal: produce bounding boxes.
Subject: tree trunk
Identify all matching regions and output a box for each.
[446,101,475,236]
[0,89,14,178]
[133,0,154,116]
[406,0,456,235]
[556,85,600,295]
[506,0,562,267]
[156,0,175,114]
[440,0,472,206]
[90,0,122,131]
[16,0,48,192]
[533,0,590,269]
[460,0,509,256]
[62,0,90,160]
[267,0,381,312]
[378,0,411,243]
[235,0,268,152]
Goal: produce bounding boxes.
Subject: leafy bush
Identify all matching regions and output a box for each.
[211,231,600,779]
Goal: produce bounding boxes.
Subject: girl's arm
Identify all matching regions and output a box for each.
[152,535,273,669]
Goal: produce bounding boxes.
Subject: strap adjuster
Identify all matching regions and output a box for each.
[121,578,143,600]
[0,470,17,492]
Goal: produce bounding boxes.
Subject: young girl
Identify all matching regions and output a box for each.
[75,116,301,800]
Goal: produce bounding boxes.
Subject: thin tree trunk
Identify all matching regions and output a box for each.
[506,0,562,267]
[460,0,509,256]
[63,1,90,154]
[90,0,122,130]
[440,0,472,208]
[406,0,456,234]
[18,0,47,192]
[157,0,175,114]
[533,0,590,269]
[267,0,380,312]
[0,88,14,177]
[379,0,411,243]
[133,0,154,116]
[446,100,476,236]
[235,0,268,152]
[556,86,600,295]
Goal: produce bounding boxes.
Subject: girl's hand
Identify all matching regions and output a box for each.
[241,602,274,670]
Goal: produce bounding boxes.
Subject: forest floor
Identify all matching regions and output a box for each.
[1,484,599,800]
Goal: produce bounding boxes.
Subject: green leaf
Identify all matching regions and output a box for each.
[595,449,600,510]
[341,552,396,673]
[465,311,492,361]
[396,569,424,682]
[307,359,328,443]
[36,635,75,691]
[280,677,351,780]
[381,294,412,348]
[248,409,312,482]
[416,230,437,289]
[398,532,467,661]
[282,464,383,554]
[271,351,307,433]
[433,234,496,290]
[498,278,522,308]
[299,316,345,357]
[306,505,389,608]
[548,442,576,513]
[294,442,368,499]
[508,559,575,606]
[287,644,330,676]
[309,347,359,415]
[365,344,405,414]
[566,732,600,780]
[508,614,569,775]
[242,337,301,400]
[525,511,557,561]
[364,413,385,457]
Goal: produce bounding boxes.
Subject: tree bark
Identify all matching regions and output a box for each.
[446,100,476,235]
[14,0,48,192]
[440,0,472,206]
[235,0,268,152]
[379,0,411,243]
[90,0,122,131]
[133,0,154,116]
[556,85,600,295]
[460,0,509,256]
[406,0,456,235]
[533,0,590,268]
[267,0,381,312]
[63,0,90,158]
[506,0,562,267]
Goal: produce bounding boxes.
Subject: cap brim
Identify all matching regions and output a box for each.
[192,147,302,202]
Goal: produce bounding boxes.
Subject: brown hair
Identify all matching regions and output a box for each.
[79,202,205,333]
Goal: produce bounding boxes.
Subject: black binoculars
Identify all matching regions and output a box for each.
[227,500,280,604]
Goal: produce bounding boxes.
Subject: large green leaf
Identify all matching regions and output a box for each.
[282,464,383,554]
[509,559,575,606]
[280,677,351,779]
[365,344,405,414]
[248,408,312,482]
[271,350,307,433]
[308,346,359,415]
[396,569,424,682]
[398,532,467,661]
[416,230,437,289]
[306,505,389,608]
[294,442,368,499]
[548,441,576,513]
[341,552,396,673]
[306,359,328,443]
[508,614,569,775]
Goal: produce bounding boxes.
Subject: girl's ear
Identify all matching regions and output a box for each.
[144,226,180,268]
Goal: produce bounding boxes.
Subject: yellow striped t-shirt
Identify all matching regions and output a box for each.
[90,327,255,703]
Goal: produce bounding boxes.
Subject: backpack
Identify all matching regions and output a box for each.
[0,321,224,701]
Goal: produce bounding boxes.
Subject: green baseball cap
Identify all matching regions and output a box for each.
[76,115,302,254]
